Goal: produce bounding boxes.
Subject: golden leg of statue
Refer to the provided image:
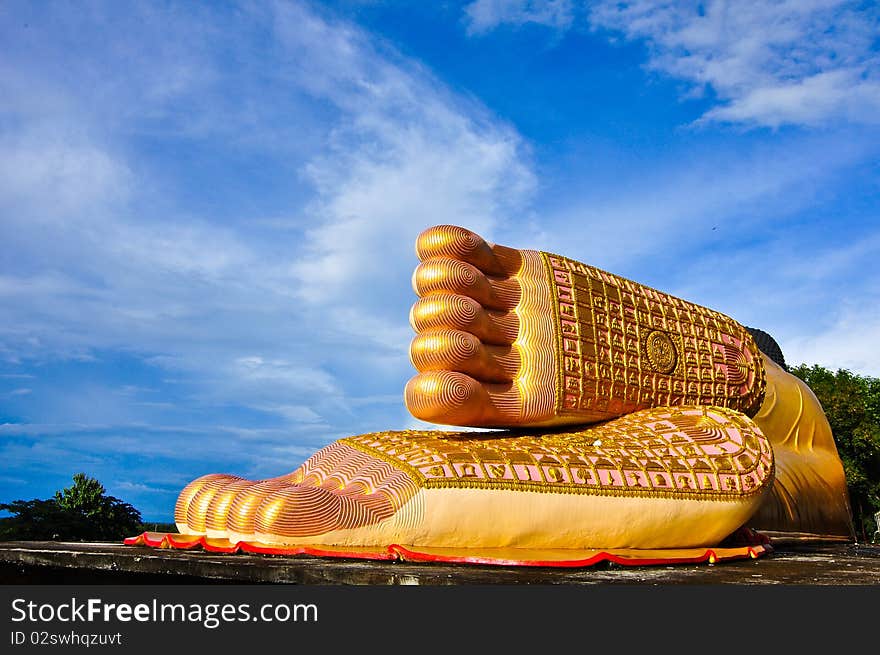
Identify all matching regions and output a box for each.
[749,357,854,540]
[173,225,853,549]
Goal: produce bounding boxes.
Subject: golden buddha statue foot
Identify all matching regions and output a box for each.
[136,223,855,560]
[171,405,774,550]
[406,225,766,428]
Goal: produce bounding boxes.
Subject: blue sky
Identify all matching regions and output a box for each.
[2,1,878,521]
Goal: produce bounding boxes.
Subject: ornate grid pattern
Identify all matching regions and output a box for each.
[341,405,773,501]
[544,253,765,422]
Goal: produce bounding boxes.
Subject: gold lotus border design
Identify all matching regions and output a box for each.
[339,406,774,502]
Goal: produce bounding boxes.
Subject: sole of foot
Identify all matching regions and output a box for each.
[405,224,766,428]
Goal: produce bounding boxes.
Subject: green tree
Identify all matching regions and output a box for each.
[0,473,143,542]
[0,499,81,541]
[790,364,880,542]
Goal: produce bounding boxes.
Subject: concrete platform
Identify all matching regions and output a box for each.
[1,540,878,584]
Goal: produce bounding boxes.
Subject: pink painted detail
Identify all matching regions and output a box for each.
[651,472,673,488]
[484,463,514,480]
[719,474,740,492]
[623,470,650,488]
[541,465,570,483]
[722,428,743,446]
[512,464,542,482]
[604,470,623,486]
[419,464,454,479]
[676,473,696,490]
[452,462,485,478]
[569,468,595,485]
[409,454,445,467]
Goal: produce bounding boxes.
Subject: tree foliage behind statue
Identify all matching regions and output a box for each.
[0,473,142,542]
[790,364,880,542]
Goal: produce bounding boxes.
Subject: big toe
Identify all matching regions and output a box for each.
[175,474,242,535]
[416,224,523,276]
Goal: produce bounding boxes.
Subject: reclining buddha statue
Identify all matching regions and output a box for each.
[169,225,854,560]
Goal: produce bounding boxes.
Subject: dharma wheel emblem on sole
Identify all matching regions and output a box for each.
[645,330,677,374]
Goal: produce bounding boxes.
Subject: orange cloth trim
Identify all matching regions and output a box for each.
[123,532,771,567]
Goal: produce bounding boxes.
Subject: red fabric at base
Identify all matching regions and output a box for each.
[123,531,771,567]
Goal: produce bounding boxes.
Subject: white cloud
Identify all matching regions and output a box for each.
[114,481,159,494]
[588,0,880,128]
[273,0,535,323]
[0,132,131,217]
[455,2,880,381]
[701,68,880,127]
[462,0,880,128]
[252,404,323,423]
[0,0,537,489]
[784,301,880,376]
[233,356,338,396]
[1,1,535,370]
[464,0,575,35]
[654,227,880,377]
[526,127,880,378]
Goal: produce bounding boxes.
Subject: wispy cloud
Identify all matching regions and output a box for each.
[670,230,880,376]
[784,302,880,374]
[524,127,880,376]
[589,0,880,128]
[458,1,880,378]
[463,0,575,35]
[464,0,880,128]
[274,1,535,327]
[1,0,532,383]
[0,1,538,516]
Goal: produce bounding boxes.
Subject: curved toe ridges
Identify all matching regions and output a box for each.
[410,294,518,346]
[225,479,292,541]
[205,479,261,536]
[409,329,519,383]
[255,486,343,539]
[417,224,484,262]
[412,259,520,311]
[175,474,242,535]
[405,370,492,425]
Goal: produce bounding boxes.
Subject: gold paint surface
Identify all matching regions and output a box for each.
[750,355,854,539]
[512,249,557,423]
[543,252,766,422]
[341,405,773,502]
